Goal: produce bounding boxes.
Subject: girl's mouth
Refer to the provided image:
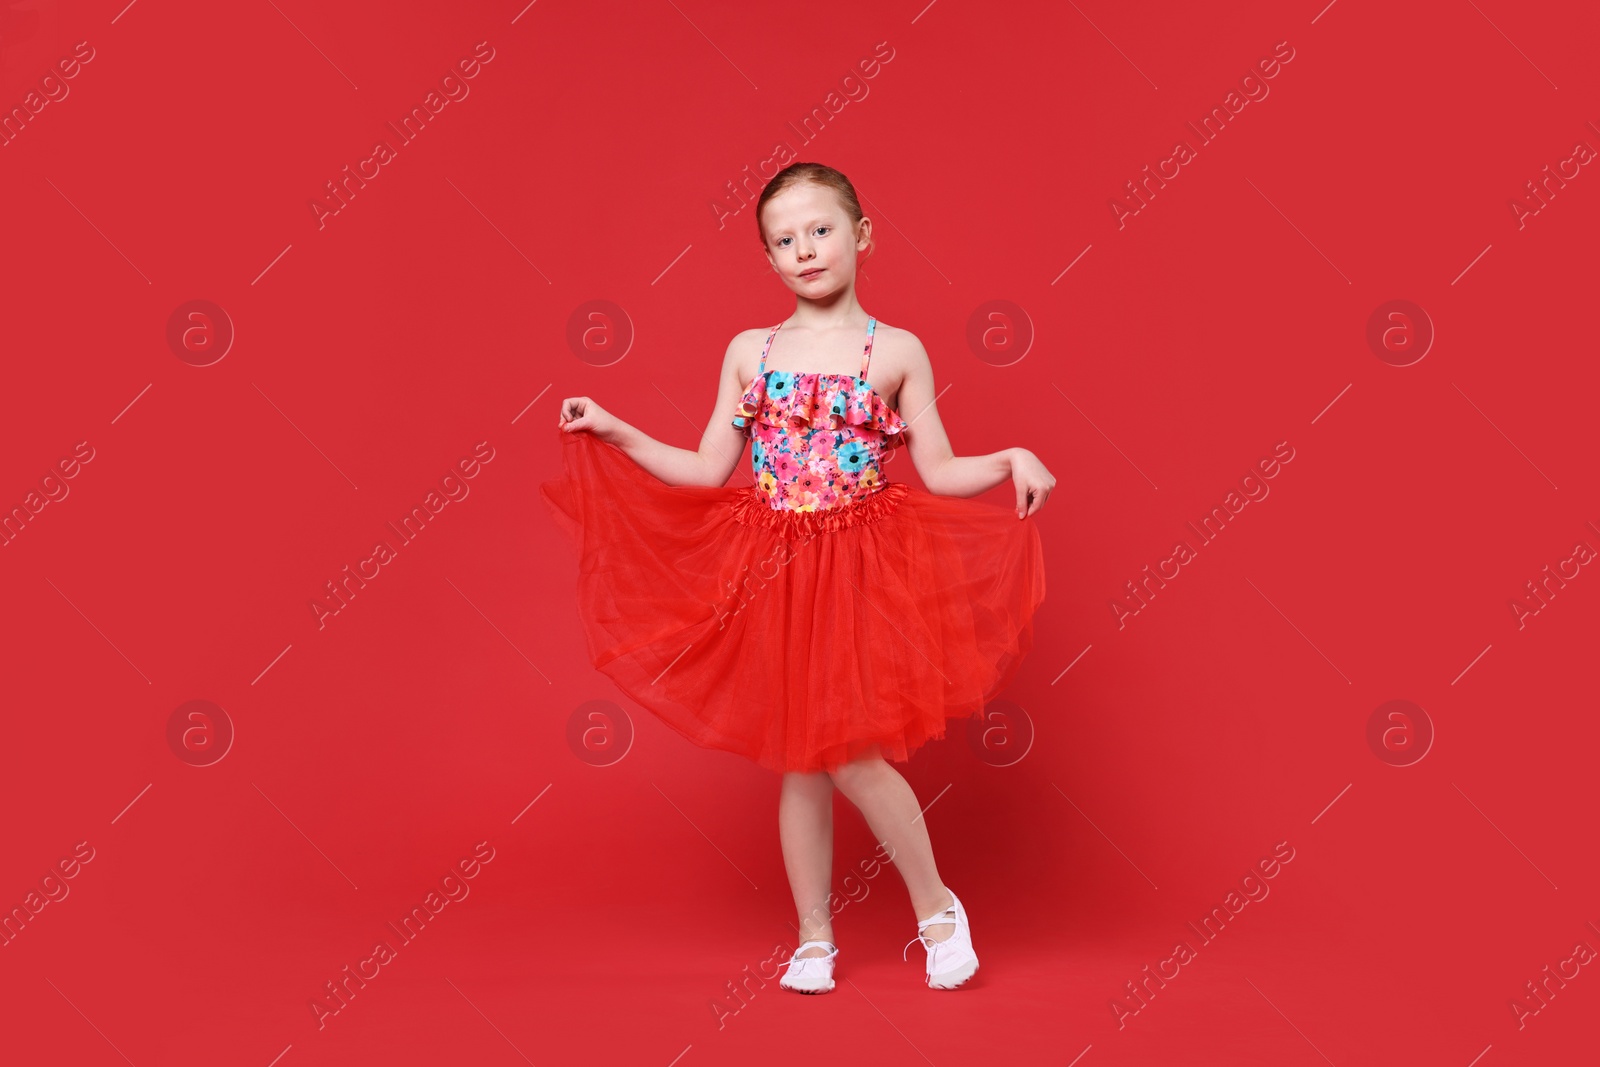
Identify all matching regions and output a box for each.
[799,268,824,279]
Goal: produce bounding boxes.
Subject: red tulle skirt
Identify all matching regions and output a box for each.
[539,428,1046,775]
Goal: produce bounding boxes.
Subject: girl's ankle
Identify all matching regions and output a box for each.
[796,935,835,957]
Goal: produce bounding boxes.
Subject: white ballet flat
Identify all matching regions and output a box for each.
[901,887,979,989]
[779,939,839,994]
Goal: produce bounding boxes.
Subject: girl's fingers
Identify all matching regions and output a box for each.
[1025,483,1049,516]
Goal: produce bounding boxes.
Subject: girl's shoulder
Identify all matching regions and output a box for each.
[867,321,930,372]
[863,322,927,412]
[738,323,777,344]
[870,319,926,346]
[733,323,782,352]
[724,326,779,394]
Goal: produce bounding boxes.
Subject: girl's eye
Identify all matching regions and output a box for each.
[776,228,828,247]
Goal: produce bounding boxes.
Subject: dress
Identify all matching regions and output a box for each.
[539,316,1046,775]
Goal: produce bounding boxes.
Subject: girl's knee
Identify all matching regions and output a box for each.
[829,748,889,790]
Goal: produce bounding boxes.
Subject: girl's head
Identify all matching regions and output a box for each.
[756,163,873,297]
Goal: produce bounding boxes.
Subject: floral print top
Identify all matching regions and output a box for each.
[732,316,910,512]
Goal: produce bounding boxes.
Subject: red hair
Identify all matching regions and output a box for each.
[756,162,874,262]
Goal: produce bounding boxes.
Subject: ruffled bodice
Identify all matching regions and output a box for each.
[734,361,909,512]
[734,369,908,439]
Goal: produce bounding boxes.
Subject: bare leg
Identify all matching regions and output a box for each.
[779,770,836,958]
[827,744,957,942]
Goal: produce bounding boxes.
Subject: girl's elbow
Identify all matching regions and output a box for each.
[916,452,958,496]
[698,453,739,489]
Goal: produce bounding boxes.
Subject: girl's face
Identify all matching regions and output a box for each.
[760,183,869,297]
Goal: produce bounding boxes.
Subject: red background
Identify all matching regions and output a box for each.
[2,0,1596,1063]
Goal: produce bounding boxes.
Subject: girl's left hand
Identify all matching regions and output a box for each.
[1011,449,1056,519]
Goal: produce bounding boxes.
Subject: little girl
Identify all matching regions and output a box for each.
[541,162,1052,993]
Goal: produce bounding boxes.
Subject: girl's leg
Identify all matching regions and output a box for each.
[779,769,837,958]
[827,745,957,941]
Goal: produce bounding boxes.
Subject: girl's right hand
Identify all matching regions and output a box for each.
[557,396,619,440]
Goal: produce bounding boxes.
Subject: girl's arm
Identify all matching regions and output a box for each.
[566,333,754,488]
[897,332,1055,517]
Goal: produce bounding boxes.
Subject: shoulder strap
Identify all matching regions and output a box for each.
[759,321,783,376]
[861,317,877,378]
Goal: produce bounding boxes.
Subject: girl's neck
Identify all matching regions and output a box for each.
[785,293,867,333]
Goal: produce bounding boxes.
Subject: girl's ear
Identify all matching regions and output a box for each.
[855,219,873,259]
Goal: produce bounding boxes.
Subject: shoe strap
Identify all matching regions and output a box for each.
[915,891,959,928]
[903,930,948,961]
[904,900,963,962]
[792,939,837,957]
